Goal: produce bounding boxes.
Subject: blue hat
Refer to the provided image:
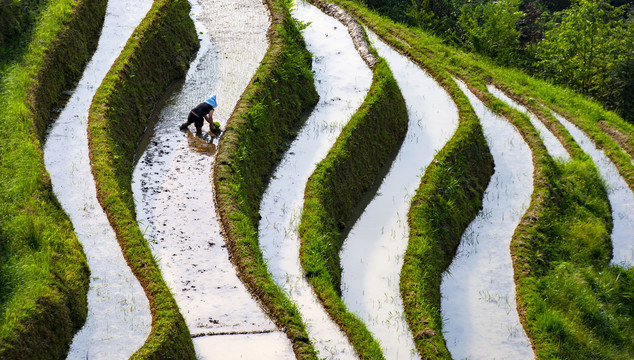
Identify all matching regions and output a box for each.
[204,94,217,108]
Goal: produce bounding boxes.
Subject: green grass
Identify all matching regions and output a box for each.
[471,78,631,359]
[299,54,408,358]
[398,77,494,358]
[513,156,633,359]
[318,1,495,357]
[213,0,322,357]
[323,0,633,358]
[0,0,106,358]
[86,0,199,358]
[0,0,49,73]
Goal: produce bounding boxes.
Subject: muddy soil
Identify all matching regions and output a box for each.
[131,0,295,358]
[43,0,153,358]
[596,121,634,161]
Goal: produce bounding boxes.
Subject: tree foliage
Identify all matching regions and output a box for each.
[536,0,634,121]
[458,0,525,65]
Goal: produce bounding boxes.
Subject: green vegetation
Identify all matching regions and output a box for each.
[469,80,630,359]
[0,0,48,72]
[86,0,199,358]
[360,0,634,123]
[213,0,320,357]
[0,0,107,358]
[322,2,494,356]
[299,55,408,358]
[402,83,494,358]
[325,0,633,357]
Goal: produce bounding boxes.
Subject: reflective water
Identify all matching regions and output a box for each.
[441,79,534,359]
[131,0,295,358]
[43,0,153,358]
[488,85,570,162]
[553,112,634,267]
[340,31,459,359]
[258,0,372,358]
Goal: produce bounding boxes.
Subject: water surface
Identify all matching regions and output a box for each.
[340,31,459,359]
[44,0,153,358]
[131,0,295,357]
[441,79,534,359]
[258,1,372,357]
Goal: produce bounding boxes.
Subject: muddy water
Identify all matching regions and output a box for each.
[552,112,634,267]
[488,85,570,162]
[441,79,534,359]
[43,0,153,358]
[257,1,372,358]
[131,0,295,358]
[338,31,458,359]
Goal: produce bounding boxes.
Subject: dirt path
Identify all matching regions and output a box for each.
[441,79,534,359]
[553,112,634,267]
[43,0,153,358]
[131,0,295,358]
[257,0,372,358]
[338,31,458,359]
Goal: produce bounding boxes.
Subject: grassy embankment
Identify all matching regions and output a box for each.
[299,37,408,359]
[0,0,48,73]
[213,0,321,357]
[320,0,494,357]
[0,0,106,358]
[86,0,199,358]
[473,82,632,359]
[331,0,633,358]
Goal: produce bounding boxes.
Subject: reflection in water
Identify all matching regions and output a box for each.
[441,79,533,359]
[258,1,371,358]
[185,129,217,156]
[131,0,296,358]
[488,85,570,162]
[340,31,458,360]
[43,0,153,358]
[552,112,634,267]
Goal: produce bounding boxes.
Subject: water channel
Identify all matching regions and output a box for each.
[131,0,295,358]
[488,85,570,163]
[441,79,534,359]
[339,31,459,359]
[43,0,153,358]
[552,112,634,267]
[257,0,373,357]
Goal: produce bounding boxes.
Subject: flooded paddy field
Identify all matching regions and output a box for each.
[441,80,534,359]
[552,112,634,267]
[257,0,372,357]
[43,0,153,357]
[339,31,458,359]
[131,0,294,358]
[488,85,570,163]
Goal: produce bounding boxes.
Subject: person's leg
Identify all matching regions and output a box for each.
[180,112,197,130]
[194,114,204,135]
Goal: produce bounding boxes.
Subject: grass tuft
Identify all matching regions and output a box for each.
[213,0,320,357]
[0,0,106,357]
[86,0,199,357]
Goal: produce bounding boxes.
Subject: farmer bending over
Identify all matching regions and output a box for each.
[181,95,217,134]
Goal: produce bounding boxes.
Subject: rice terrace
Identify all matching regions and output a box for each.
[0,0,632,358]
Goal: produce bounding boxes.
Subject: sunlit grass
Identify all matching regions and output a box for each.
[213,0,320,357]
[299,54,407,358]
[323,0,632,358]
[84,0,199,358]
[0,0,107,357]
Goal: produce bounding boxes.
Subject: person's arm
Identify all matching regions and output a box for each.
[205,109,215,129]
